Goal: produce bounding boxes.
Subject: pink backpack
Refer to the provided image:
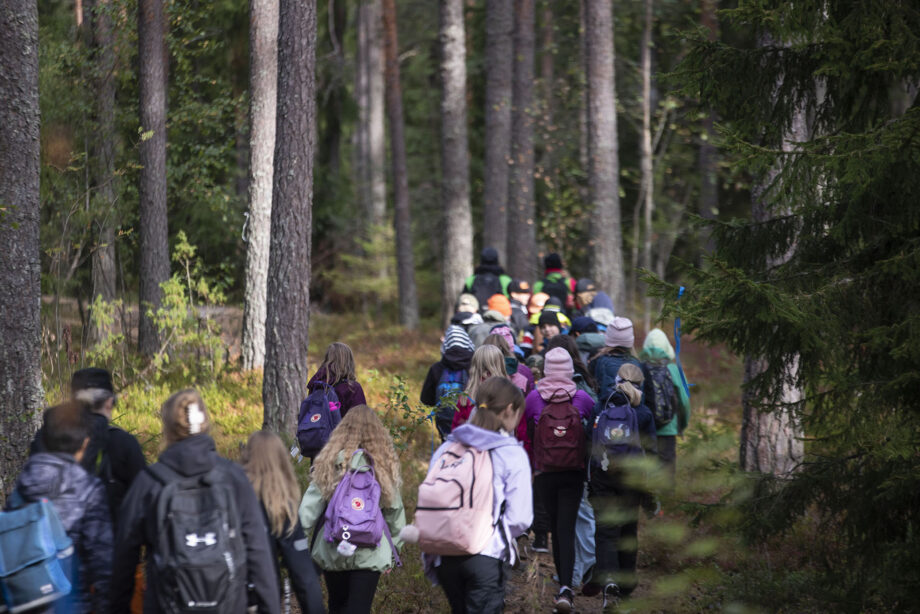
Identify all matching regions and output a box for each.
[414,442,495,556]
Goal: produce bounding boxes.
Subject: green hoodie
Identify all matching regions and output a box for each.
[298,450,405,572]
[640,329,691,436]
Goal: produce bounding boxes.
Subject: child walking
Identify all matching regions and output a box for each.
[298,405,405,614]
[450,344,509,430]
[243,431,325,614]
[307,342,367,417]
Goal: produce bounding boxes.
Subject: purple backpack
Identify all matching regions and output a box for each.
[590,392,642,474]
[323,450,401,565]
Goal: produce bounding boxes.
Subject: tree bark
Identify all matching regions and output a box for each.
[0,0,44,499]
[241,0,279,371]
[382,0,419,329]
[137,0,170,357]
[356,0,386,231]
[507,0,537,281]
[585,0,626,305]
[262,0,317,434]
[482,0,513,264]
[88,0,118,345]
[439,0,473,328]
[640,0,654,332]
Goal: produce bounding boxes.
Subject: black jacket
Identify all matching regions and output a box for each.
[111,434,280,614]
[420,346,474,407]
[14,452,112,614]
[31,411,146,519]
[263,511,326,614]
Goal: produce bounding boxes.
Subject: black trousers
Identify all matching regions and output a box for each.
[589,472,640,595]
[657,434,677,491]
[323,569,381,614]
[436,554,509,614]
[535,470,585,588]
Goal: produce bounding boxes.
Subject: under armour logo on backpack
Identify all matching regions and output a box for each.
[185,532,217,547]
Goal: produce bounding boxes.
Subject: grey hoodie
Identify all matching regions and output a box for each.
[429,424,533,565]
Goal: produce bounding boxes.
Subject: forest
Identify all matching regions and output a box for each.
[1,0,918,612]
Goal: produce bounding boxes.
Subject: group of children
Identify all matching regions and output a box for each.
[1,248,689,614]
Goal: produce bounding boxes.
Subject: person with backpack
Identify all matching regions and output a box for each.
[403,376,532,614]
[482,334,531,395]
[570,317,606,365]
[488,324,535,390]
[421,325,475,441]
[533,253,577,313]
[462,247,513,311]
[7,401,112,614]
[587,365,657,611]
[468,309,508,347]
[307,342,367,418]
[242,431,326,614]
[111,389,280,614]
[450,344,509,431]
[590,317,643,405]
[298,405,405,614]
[30,367,146,519]
[639,328,691,491]
[520,348,595,613]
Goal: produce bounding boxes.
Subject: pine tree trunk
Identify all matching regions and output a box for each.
[241,0,279,371]
[507,0,537,281]
[640,0,654,332]
[263,0,316,435]
[0,0,44,499]
[585,0,626,305]
[356,0,386,232]
[88,0,118,346]
[439,0,473,328]
[382,0,419,329]
[137,0,169,357]
[482,0,513,264]
[698,0,718,256]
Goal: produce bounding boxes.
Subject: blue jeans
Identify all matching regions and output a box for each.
[572,483,596,586]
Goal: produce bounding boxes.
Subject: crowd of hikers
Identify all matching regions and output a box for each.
[0,248,690,614]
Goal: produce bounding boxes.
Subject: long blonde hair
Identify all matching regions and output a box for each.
[465,345,508,401]
[470,377,524,432]
[311,405,401,507]
[242,431,301,537]
[161,389,211,447]
[319,342,357,385]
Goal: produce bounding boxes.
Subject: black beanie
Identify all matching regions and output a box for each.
[71,367,114,393]
[538,311,560,327]
[544,252,563,270]
[481,247,499,266]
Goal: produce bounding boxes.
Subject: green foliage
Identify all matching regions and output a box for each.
[380,374,432,453]
[652,2,920,609]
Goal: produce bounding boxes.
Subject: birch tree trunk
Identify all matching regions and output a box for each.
[241,0,279,371]
[382,0,419,329]
[507,0,537,281]
[263,0,316,434]
[0,0,44,499]
[482,0,513,264]
[585,0,626,305]
[137,0,169,357]
[439,0,473,328]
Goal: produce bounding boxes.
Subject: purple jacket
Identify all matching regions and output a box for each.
[517,363,535,394]
[308,367,367,417]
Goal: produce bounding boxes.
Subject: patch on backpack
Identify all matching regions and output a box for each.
[351,497,365,511]
[553,427,568,437]
[310,413,322,423]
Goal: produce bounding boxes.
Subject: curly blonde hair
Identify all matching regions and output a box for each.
[242,431,300,537]
[310,405,401,507]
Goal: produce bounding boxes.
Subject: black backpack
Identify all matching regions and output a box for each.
[468,273,504,312]
[147,463,247,613]
[539,277,570,307]
[646,363,678,429]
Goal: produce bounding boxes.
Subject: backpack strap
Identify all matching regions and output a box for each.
[146,462,182,486]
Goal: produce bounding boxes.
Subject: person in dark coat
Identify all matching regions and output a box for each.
[590,317,642,407]
[13,401,112,614]
[307,342,367,417]
[462,247,513,309]
[30,367,146,519]
[420,325,476,440]
[243,431,325,614]
[111,389,280,614]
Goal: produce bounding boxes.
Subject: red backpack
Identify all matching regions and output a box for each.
[533,396,585,472]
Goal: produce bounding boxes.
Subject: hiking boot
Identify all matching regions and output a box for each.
[553,587,574,613]
[532,532,549,553]
[602,583,620,613]
[581,581,602,597]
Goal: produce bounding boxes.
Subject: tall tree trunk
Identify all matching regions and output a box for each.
[0,0,43,499]
[88,0,118,345]
[698,0,719,256]
[640,0,654,332]
[507,0,537,281]
[382,0,419,329]
[482,0,513,264]
[439,0,473,328]
[262,0,317,434]
[585,0,625,305]
[578,0,589,181]
[241,0,279,371]
[356,0,386,232]
[137,0,169,357]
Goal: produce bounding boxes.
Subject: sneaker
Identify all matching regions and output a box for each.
[532,533,549,553]
[602,583,620,613]
[581,581,602,597]
[553,587,574,613]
